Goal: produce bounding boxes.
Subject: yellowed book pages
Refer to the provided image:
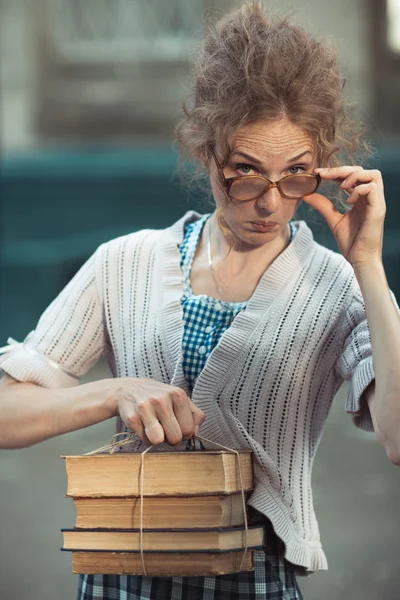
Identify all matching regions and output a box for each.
[74,493,249,529]
[62,525,264,552]
[63,451,253,497]
[70,549,255,576]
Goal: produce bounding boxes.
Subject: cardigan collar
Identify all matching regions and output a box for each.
[155,210,317,396]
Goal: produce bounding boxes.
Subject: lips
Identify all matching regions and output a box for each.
[249,220,279,232]
[251,221,278,226]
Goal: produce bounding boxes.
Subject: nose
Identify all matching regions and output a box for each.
[255,183,281,213]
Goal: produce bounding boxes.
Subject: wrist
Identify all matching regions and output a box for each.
[352,259,385,282]
[103,378,121,418]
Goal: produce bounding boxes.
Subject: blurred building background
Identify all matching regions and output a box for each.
[0,1,400,599]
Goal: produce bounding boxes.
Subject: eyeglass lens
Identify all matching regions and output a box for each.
[229,175,318,200]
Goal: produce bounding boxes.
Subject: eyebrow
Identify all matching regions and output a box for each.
[230,150,313,165]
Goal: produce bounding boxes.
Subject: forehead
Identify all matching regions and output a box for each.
[230,118,314,157]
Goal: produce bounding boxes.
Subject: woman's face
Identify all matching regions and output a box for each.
[208,117,316,248]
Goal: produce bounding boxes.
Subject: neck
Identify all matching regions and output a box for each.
[209,213,291,276]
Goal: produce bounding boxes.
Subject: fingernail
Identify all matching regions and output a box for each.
[194,425,199,436]
[315,168,328,174]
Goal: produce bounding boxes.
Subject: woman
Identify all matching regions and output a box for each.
[1,2,399,599]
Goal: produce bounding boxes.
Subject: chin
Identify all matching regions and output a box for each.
[241,229,281,246]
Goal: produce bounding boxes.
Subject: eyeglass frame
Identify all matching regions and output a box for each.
[209,145,321,201]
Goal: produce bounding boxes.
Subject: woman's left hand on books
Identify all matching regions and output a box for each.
[302,166,386,270]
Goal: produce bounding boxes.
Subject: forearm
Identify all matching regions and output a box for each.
[0,377,118,449]
[354,261,400,459]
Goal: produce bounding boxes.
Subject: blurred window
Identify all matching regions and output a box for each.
[51,0,203,61]
[34,0,226,142]
[371,0,400,137]
[387,0,400,53]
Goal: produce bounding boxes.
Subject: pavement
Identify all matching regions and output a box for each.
[0,359,399,600]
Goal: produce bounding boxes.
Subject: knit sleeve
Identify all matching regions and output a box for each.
[0,245,105,389]
[336,288,400,432]
[335,292,376,432]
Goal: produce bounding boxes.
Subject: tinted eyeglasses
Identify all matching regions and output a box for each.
[209,146,321,201]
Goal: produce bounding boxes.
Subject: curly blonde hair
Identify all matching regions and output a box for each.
[175,1,372,234]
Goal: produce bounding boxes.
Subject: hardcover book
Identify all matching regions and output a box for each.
[68,549,255,576]
[72,493,249,529]
[62,525,264,552]
[63,450,253,497]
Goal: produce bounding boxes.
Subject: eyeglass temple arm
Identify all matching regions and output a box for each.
[209,146,228,188]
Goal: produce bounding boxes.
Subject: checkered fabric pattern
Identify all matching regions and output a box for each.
[77,553,303,600]
[180,215,296,392]
[76,215,302,599]
[77,517,303,600]
[180,214,248,392]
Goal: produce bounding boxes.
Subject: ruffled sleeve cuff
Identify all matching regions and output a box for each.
[0,332,80,389]
[344,357,375,432]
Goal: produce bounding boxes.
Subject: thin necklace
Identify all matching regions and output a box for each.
[206,218,292,301]
[207,217,224,299]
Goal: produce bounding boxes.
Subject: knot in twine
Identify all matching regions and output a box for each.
[85,432,249,575]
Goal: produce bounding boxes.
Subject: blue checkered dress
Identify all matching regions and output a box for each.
[77,215,303,600]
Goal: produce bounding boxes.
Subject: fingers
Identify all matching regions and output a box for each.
[312,167,385,212]
[138,391,204,446]
[340,169,383,196]
[189,398,206,436]
[118,381,206,447]
[314,166,383,190]
[122,396,169,446]
[157,391,206,443]
[314,166,364,182]
[119,405,153,446]
[138,397,175,445]
[170,390,206,439]
[170,389,197,440]
[346,182,377,204]
[150,395,185,445]
[346,182,386,218]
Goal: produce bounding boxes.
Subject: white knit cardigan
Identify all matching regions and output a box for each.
[0,210,378,573]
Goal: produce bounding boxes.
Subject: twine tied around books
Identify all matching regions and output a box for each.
[84,432,249,575]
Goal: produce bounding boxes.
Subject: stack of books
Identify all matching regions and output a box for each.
[61,449,264,576]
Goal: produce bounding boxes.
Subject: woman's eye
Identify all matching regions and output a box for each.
[236,163,256,175]
[288,165,307,175]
